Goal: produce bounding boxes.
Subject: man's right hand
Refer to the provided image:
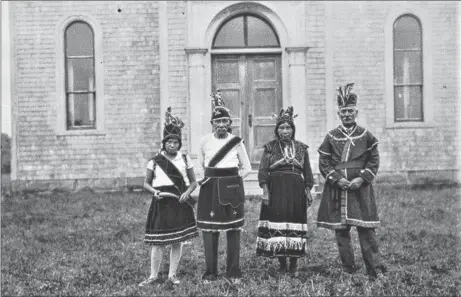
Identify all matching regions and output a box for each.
[336,178,350,190]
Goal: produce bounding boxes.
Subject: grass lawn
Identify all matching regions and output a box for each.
[1,185,460,296]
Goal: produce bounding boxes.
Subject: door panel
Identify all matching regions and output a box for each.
[212,56,245,138]
[212,54,282,166]
[248,55,282,167]
[216,61,240,83]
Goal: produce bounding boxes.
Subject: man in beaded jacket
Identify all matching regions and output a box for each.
[316,83,386,280]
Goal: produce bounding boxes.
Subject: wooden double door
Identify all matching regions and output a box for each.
[212,54,282,168]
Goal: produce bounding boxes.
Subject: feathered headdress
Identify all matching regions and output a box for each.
[163,106,184,141]
[210,90,231,121]
[337,83,358,108]
[272,106,298,123]
[164,106,184,128]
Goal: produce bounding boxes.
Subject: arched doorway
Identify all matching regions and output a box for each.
[211,14,282,168]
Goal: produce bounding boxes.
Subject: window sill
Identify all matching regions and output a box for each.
[385,122,435,129]
[56,130,106,137]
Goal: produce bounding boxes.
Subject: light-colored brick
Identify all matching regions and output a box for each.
[9,1,459,185]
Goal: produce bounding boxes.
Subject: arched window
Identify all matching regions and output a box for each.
[393,14,423,122]
[65,21,96,129]
[212,14,280,48]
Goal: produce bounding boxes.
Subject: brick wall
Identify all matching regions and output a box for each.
[11,1,161,180]
[9,1,459,187]
[330,1,459,174]
[305,1,326,173]
[167,1,189,152]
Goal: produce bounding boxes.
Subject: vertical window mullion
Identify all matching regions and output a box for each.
[68,60,75,127]
[243,15,248,47]
[89,78,95,125]
[68,94,75,127]
[402,51,410,119]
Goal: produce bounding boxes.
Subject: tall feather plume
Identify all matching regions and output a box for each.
[165,107,172,125]
[337,86,345,106]
[164,106,184,128]
[211,90,225,108]
[344,83,354,97]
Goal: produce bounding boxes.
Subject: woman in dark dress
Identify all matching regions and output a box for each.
[139,108,198,287]
[256,106,314,273]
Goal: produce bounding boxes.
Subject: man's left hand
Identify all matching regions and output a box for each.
[348,177,364,190]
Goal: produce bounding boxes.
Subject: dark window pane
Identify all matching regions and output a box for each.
[247,16,279,47]
[393,51,422,84]
[67,58,95,91]
[213,16,245,48]
[66,22,94,56]
[394,86,422,121]
[68,93,96,127]
[394,15,422,50]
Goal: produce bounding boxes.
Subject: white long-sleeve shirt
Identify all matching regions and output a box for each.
[198,133,252,179]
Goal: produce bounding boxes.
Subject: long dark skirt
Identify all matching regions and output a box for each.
[144,185,198,245]
[256,171,308,257]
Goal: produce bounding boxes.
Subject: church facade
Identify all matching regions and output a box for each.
[7,1,460,191]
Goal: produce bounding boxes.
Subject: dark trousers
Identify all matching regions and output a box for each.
[335,226,383,276]
[202,230,241,278]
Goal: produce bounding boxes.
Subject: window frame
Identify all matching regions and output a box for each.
[212,13,280,49]
[56,15,105,136]
[392,14,424,123]
[64,21,97,130]
[385,8,434,129]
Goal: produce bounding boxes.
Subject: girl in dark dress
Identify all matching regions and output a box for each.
[256,106,314,273]
[139,108,198,287]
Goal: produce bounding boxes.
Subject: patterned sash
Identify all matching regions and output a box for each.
[153,154,196,206]
[207,136,242,167]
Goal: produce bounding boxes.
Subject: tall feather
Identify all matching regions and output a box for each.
[345,83,354,97]
[165,106,172,125]
[337,86,345,106]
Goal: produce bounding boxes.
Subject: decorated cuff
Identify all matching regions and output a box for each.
[360,168,376,183]
[326,170,342,185]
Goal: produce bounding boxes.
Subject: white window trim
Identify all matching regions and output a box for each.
[385,7,434,129]
[55,15,105,136]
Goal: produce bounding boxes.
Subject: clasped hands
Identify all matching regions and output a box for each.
[337,177,364,190]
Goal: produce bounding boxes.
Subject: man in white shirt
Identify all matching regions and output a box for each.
[197,91,251,282]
